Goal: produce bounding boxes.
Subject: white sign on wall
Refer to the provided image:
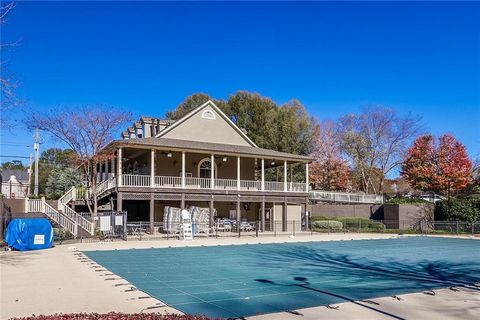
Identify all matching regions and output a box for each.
[33,234,45,245]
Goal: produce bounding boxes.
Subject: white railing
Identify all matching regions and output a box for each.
[58,186,76,210]
[57,186,95,234]
[215,178,237,190]
[62,204,93,234]
[264,181,285,192]
[27,198,78,236]
[310,190,384,204]
[186,177,211,189]
[95,176,116,199]
[75,187,89,200]
[28,198,44,213]
[111,174,308,193]
[240,180,261,191]
[289,182,307,193]
[122,174,151,187]
[155,176,182,188]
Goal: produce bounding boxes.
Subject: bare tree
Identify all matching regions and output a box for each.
[337,107,422,194]
[0,1,19,128]
[28,106,131,218]
[309,120,351,191]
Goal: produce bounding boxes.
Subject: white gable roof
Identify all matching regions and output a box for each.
[155,100,258,148]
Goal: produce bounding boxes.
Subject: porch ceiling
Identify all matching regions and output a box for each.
[112,137,313,163]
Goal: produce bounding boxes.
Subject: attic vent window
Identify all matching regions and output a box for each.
[201,110,216,120]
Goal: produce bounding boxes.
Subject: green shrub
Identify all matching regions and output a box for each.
[310,216,331,221]
[367,221,386,230]
[53,228,74,241]
[435,198,480,222]
[312,220,343,230]
[386,197,430,204]
[337,217,385,231]
[95,227,105,239]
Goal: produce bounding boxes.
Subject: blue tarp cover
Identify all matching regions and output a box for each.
[5,218,54,251]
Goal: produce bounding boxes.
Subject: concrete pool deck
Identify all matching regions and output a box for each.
[1,233,479,320]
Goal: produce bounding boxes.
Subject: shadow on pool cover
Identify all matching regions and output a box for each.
[250,247,480,320]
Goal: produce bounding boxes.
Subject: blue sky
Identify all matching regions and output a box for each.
[1,1,479,165]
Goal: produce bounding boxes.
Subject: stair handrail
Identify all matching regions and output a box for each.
[95,176,116,199]
[62,203,94,235]
[55,186,96,236]
[58,186,76,210]
[27,198,77,237]
[44,201,77,236]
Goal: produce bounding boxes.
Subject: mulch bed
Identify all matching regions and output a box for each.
[9,313,214,320]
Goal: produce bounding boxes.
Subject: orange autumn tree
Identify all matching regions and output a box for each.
[402,134,472,197]
[309,120,350,191]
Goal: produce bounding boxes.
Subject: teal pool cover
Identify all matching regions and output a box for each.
[84,237,480,318]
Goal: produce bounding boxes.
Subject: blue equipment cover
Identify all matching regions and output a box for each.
[5,218,54,251]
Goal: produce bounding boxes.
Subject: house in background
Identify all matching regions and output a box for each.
[1,170,30,199]
[81,100,312,234]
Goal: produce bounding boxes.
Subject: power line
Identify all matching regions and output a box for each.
[0,155,31,159]
[0,143,32,147]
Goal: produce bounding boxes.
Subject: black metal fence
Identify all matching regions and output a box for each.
[124,219,480,241]
[311,219,480,235]
[95,211,128,240]
[33,218,480,244]
[125,220,308,240]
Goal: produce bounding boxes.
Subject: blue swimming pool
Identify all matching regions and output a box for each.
[84,237,480,318]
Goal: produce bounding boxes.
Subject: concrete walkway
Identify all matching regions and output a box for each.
[1,234,479,319]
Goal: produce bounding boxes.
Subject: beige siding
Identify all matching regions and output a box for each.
[161,105,252,147]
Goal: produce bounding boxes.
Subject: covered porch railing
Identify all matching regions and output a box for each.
[118,174,308,193]
[310,190,384,204]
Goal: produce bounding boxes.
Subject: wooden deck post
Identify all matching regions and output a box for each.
[237,198,241,237]
[261,196,265,232]
[209,197,214,229]
[117,192,123,212]
[149,193,154,234]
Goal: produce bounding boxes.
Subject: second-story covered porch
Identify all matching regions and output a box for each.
[98,137,312,194]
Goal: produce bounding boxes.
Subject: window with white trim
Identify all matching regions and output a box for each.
[201,110,216,120]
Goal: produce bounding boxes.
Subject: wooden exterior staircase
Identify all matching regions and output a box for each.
[26,186,96,238]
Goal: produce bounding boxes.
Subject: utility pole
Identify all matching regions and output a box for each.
[34,129,40,197]
[27,154,33,196]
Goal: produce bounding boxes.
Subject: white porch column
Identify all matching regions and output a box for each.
[290,164,293,191]
[237,156,241,191]
[150,149,155,187]
[284,160,288,192]
[104,160,108,181]
[110,158,115,177]
[211,154,215,189]
[305,162,309,192]
[117,148,122,187]
[181,151,186,188]
[261,158,265,191]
